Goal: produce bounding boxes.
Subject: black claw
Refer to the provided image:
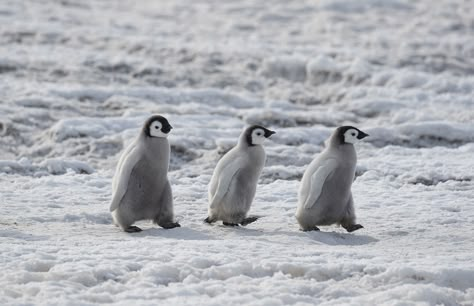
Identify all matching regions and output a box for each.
[125,226,142,233]
[161,222,181,229]
[223,222,239,227]
[240,216,260,226]
[345,224,364,232]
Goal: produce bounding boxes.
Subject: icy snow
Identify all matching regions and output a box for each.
[1,0,474,305]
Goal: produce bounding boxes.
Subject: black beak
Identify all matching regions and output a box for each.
[264,129,276,138]
[357,131,369,140]
[162,125,173,134]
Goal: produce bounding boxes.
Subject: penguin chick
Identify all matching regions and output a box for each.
[296,126,368,232]
[206,125,275,226]
[110,115,180,233]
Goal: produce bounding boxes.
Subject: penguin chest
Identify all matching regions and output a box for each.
[317,163,355,218]
[326,165,354,198]
[125,156,168,206]
[224,151,264,207]
[238,149,265,188]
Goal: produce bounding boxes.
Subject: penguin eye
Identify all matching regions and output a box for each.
[155,126,159,129]
[256,132,262,136]
[351,132,356,136]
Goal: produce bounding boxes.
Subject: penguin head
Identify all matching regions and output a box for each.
[337,126,369,145]
[143,115,173,138]
[244,125,276,146]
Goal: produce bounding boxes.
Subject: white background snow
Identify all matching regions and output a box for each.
[1,0,474,305]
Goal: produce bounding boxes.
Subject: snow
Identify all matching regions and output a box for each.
[262,56,307,82]
[1,0,474,305]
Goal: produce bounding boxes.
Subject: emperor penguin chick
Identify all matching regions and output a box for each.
[206,125,275,226]
[110,115,180,233]
[296,126,368,232]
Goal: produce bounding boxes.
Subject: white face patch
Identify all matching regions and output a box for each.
[251,128,267,145]
[343,128,360,144]
[149,120,169,138]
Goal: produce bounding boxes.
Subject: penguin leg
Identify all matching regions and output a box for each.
[112,209,142,233]
[154,181,181,229]
[340,194,363,233]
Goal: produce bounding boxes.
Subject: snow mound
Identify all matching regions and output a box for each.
[306,55,342,84]
[50,86,259,109]
[367,121,474,147]
[49,116,142,141]
[345,99,405,117]
[319,0,413,13]
[0,158,94,176]
[262,56,307,82]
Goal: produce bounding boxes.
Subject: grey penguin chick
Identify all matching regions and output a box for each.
[205,125,275,226]
[110,115,180,233]
[296,126,368,232]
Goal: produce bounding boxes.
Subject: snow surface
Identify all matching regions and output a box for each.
[1,0,474,305]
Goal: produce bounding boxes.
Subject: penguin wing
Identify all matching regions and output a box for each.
[109,143,143,212]
[209,157,244,209]
[303,158,338,209]
[112,138,138,192]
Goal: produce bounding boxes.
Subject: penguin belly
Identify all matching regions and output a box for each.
[118,159,167,221]
[298,167,353,227]
[216,171,257,224]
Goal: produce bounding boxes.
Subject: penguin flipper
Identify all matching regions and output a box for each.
[303,159,338,209]
[112,139,138,191]
[209,158,243,209]
[110,144,143,212]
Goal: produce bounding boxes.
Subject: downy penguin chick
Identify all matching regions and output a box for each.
[296,126,368,232]
[206,125,275,226]
[110,115,180,232]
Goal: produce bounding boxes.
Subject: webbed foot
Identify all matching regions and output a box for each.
[300,226,320,232]
[161,222,181,229]
[344,224,364,232]
[125,226,143,233]
[204,217,216,224]
[240,216,259,226]
[223,222,239,227]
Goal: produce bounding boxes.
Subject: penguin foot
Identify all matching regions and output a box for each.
[223,222,239,227]
[204,217,216,224]
[344,224,364,232]
[161,222,181,229]
[125,226,143,233]
[240,216,259,226]
[300,226,320,232]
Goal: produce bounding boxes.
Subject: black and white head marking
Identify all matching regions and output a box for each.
[245,125,276,146]
[337,126,369,145]
[143,115,173,138]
